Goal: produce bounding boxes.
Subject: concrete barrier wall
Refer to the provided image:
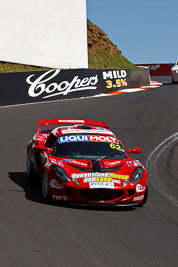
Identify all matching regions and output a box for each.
[0,0,88,69]
[0,69,150,107]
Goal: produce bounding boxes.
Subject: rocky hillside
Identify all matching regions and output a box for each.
[87,20,136,69]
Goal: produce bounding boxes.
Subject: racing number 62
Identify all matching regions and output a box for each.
[110,143,124,152]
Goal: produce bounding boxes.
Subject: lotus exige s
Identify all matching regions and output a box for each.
[27,119,148,207]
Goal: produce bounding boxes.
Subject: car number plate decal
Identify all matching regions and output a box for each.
[89,182,114,189]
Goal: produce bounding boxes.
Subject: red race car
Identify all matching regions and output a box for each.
[26,119,148,207]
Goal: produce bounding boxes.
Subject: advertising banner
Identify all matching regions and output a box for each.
[0,69,150,106]
[135,63,172,76]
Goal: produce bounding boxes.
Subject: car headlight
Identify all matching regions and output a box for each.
[53,165,70,183]
[131,167,143,185]
[71,177,80,186]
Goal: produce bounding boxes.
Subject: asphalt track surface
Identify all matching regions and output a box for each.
[1,79,178,267]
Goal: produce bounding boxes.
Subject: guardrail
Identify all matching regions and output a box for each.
[0,68,150,106]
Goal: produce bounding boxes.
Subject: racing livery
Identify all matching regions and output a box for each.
[27,119,148,207]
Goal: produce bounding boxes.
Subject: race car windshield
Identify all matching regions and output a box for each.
[52,136,126,160]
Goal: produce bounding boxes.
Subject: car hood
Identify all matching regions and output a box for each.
[50,156,144,178]
[48,156,146,189]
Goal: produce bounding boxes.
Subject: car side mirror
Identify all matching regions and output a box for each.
[133,147,141,153]
[125,147,141,156]
[125,149,132,156]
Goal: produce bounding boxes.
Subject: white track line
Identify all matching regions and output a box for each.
[146,133,178,207]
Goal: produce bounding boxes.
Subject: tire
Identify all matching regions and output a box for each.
[42,171,51,202]
[26,150,35,180]
[141,185,148,205]
[172,76,177,84]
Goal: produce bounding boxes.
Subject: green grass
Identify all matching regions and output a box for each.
[88,45,138,69]
[0,61,50,73]
[87,19,139,70]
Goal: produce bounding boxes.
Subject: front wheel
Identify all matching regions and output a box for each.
[42,171,51,202]
[26,151,35,180]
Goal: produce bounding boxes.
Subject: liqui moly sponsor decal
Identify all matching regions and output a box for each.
[26,70,98,99]
[58,135,118,143]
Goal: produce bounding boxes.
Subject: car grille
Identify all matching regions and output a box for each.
[80,189,135,201]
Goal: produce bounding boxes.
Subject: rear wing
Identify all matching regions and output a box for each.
[37,118,110,133]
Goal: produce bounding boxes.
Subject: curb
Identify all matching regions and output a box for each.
[106,81,162,95]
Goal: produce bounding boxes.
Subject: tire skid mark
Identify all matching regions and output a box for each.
[164,141,178,182]
[146,132,178,207]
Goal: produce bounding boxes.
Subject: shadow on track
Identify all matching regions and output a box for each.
[8,172,137,212]
[8,172,46,204]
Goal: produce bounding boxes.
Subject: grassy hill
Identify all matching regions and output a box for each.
[87,20,137,69]
[0,20,138,72]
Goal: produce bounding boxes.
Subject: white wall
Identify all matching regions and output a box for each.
[0,0,88,68]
